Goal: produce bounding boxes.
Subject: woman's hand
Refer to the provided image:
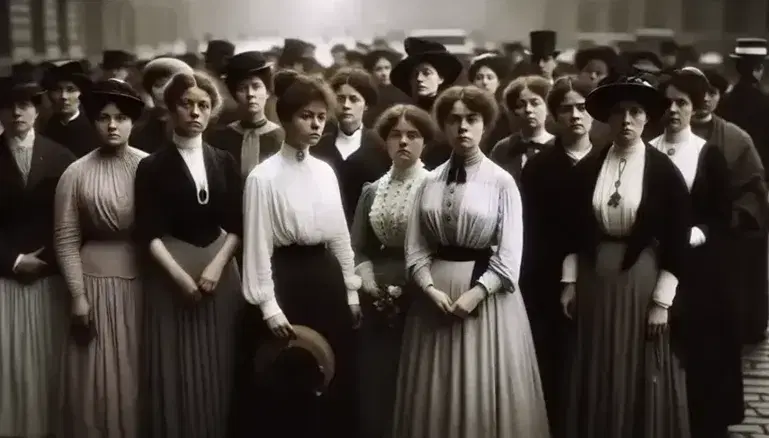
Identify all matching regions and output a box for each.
[647,303,669,338]
[425,286,453,314]
[350,304,363,329]
[199,259,225,294]
[451,286,486,318]
[560,283,576,319]
[266,313,295,339]
[361,279,382,298]
[174,270,202,302]
[71,294,91,326]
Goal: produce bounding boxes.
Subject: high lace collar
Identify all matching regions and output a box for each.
[279,142,310,163]
[391,160,425,181]
[173,132,203,150]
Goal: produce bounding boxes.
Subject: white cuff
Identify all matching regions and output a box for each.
[477,271,503,295]
[347,290,360,306]
[343,274,362,292]
[689,226,707,247]
[561,253,578,283]
[259,298,283,320]
[12,254,23,273]
[652,269,679,308]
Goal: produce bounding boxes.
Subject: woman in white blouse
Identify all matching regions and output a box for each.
[393,85,550,438]
[652,68,737,438]
[560,76,693,437]
[240,71,362,438]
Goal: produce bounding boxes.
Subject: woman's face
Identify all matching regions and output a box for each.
[444,100,484,154]
[335,84,366,130]
[607,100,648,145]
[513,87,548,131]
[171,86,212,136]
[373,57,392,85]
[663,84,693,133]
[0,100,38,137]
[235,76,269,117]
[579,59,609,86]
[411,63,443,98]
[473,66,500,94]
[555,90,593,138]
[49,81,81,116]
[385,116,425,169]
[95,102,133,148]
[289,100,327,148]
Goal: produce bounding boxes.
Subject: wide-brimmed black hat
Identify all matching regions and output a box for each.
[0,72,45,108]
[529,30,559,60]
[362,49,402,72]
[467,53,511,81]
[730,38,769,60]
[253,325,335,396]
[41,60,92,91]
[83,78,145,121]
[101,50,136,70]
[575,46,619,72]
[390,37,463,96]
[586,75,668,123]
[225,51,273,92]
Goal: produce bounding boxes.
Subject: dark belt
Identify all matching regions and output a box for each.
[434,245,493,284]
[273,244,326,258]
[599,232,629,244]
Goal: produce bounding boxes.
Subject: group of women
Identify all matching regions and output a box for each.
[0,35,747,438]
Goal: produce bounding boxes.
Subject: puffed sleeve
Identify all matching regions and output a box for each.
[350,182,377,286]
[133,157,167,244]
[221,151,244,236]
[242,170,280,319]
[53,162,86,297]
[405,179,434,291]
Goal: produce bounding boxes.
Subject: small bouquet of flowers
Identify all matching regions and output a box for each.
[371,285,406,329]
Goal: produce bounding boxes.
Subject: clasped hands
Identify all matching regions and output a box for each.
[425,284,486,319]
[173,259,226,302]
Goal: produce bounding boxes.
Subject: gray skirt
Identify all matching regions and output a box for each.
[563,242,690,438]
[142,233,245,438]
[0,275,68,437]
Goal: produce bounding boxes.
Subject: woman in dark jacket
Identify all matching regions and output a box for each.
[468,54,512,153]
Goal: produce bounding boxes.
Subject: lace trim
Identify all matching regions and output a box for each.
[369,166,429,248]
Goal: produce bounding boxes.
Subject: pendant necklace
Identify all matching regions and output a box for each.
[296,150,306,162]
[607,158,628,208]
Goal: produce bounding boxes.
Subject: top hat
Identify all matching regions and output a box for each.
[467,54,511,82]
[585,75,668,123]
[389,37,463,96]
[101,50,136,70]
[529,30,559,59]
[224,51,273,92]
[730,38,769,59]
[0,72,45,107]
[41,60,92,91]
[83,78,145,121]
[363,49,402,72]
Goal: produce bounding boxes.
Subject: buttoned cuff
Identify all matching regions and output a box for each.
[477,271,503,295]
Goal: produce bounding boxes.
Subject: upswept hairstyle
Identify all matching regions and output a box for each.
[502,75,552,114]
[163,70,223,118]
[328,67,379,106]
[546,75,596,116]
[432,85,499,129]
[273,69,336,124]
[373,104,439,144]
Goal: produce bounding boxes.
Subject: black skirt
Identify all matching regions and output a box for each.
[229,244,358,438]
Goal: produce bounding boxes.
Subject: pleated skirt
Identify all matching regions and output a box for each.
[562,242,690,438]
[0,275,68,437]
[142,234,244,438]
[391,259,550,438]
[58,275,142,438]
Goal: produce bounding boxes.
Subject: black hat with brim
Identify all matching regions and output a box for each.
[225,51,273,92]
[390,37,463,97]
[0,76,45,108]
[363,49,402,72]
[83,78,145,121]
[467,54,511,81]
[585,76,668,123]
[41,60,92,91]
[730,38,769,60]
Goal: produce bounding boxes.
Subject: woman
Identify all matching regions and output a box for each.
[313,67,390,225]
[490,75,555,182]
[0,73,75,438]
[390,37,463,169]
[54,78,147,438]
[362,49,408,127]
[134,70,244,438]
[393,85,550,438]
[519,76,596,437]
[651,69,736,438]
[239,72,362,438]
[207,51,285,178]
[351,104,435,438]
[560,76,692,437]
[468,54,512,153]
[574,46,618,87]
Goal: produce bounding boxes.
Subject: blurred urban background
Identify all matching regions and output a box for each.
[1,0,769,71]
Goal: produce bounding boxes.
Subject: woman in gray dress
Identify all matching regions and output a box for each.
[55,79,147,438]
[134,70,245,438]
[560,76,691,437]
[351,104,436,438]
[393,85,550,438]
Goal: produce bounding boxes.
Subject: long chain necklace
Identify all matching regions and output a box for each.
[607,158,628,208]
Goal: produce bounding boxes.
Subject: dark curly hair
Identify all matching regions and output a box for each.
[373,104,439,144]
[273,70,336,124]
[433,85,499,130]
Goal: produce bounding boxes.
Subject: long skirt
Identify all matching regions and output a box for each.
[142,234,244,438]
[357,253,407,438]
[391,257,550,438]
[0,275,68,437]
[563,242,690,438]
[230,244,358,438]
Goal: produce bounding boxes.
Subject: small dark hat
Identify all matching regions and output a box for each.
[529,30,559,59]
[279,39,315,68]
[11,61,39,81]
[659,40,679,56]
[467,54,510,81]
[41,60,92,91]
[390,37,463,96]
[586,75,668,123]
[0,72,45,107]
[730,37,769,59]
[225,51,273,91]
[575,46,619,72]
[253,325,335,396]
[204,40,236,60]
[101,50,136,70]
[362,49,402,72]
[701,68,729,95]
[83,78,145,121]
[624,50,663,74]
